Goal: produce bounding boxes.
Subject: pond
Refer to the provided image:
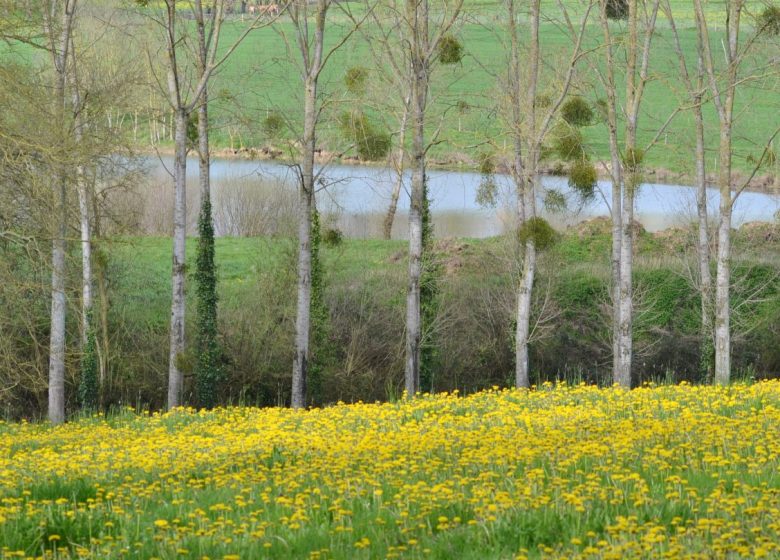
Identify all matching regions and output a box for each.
[146,156,780,238]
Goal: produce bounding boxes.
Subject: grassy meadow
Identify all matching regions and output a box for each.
[2,382,780,559]
[195,0,780,177]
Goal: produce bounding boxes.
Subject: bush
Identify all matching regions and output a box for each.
[536,94,552,108]
[438,34,464,65]
[606,0,628,20]
[543,188,567,213]
[568,159,597,199]
[561,97,593,127]
[476,176,498,208]
[323,227,344,247]
[622,147,645,172]
[758,5,780,35]
[553,125,585,161]
[339,111,392,161]
[344,67,369,95]
[478,151,496,175]
[518,217,557,251]
[262,112,285,139]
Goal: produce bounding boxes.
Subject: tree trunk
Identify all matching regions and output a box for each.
[77,176,91,342]
[383,101,409,240]
[694,92,713,379]
[195,88,221,408]
[714,131,732,385]
[616,176,633,387]
[292,78,317,409]
[405,62,426,398]
[515,173,537,388]
[48,0,76,425]
[167,109,188,409]
[48,178,68,425]
[511,0,540,390]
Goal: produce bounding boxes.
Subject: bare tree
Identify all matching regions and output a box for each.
[501,0,592,387]
[595,0,660,387]
[693,0,780,384]
[287,0,364,408]
[43,0,77,424]
[137,0,263,408]
[663,1,714,378]
[393,0,464,397]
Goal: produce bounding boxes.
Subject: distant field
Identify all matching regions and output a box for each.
[4,2,775,177]
[1,382,780,559]
[197,1,779,177]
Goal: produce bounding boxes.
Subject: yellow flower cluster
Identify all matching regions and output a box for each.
[1,382,780,559]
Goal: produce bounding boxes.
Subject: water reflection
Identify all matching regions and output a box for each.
[144,156,780,238]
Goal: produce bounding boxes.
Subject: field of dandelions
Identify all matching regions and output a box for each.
[1,382,780,559]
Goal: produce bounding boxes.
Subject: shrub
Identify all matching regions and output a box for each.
[553,125,585,161]
[339,111,392,161]
[438,34,464,65]
[323,227,344,247]
[478,151,496,175]
[568,159,597,199]
[543,188,567,213]
[518,217,557,251]
[344,67,369,95]
[262,112,285,139]
[622,147,645,172]
[758,5,780,35]
[476,176,498,208]
[606,0,629,20]
[561,97,593,127]
[536,94,552,108]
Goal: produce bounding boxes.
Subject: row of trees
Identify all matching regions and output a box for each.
[2,0,779,423]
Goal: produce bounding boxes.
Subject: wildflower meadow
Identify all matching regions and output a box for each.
[1,382,780,559]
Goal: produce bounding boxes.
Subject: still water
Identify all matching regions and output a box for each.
[148,156,780,238]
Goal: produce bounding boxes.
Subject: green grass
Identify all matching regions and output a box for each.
[4,2,777,178]
[199,1,780,178]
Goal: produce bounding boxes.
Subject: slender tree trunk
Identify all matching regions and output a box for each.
[714,131,732,384]
[511,0,540,389]
[48,0,76,425]
[405,58,426,398]
[515,173,537,388]
[599,5,624,385]
[383,101,410,240]
[49,178,68,425]
[694,94,713,378]
[292,78,317,409]
[167,109,188,409]
[95,242,110,401]
[617,173,633,386]
[77,172,92,342]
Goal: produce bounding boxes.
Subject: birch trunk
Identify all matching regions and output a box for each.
[49,181,68,425]
[598,4,624,385]
[404,52,426,398]
[515,173,536,388]
[694,91,713,377]
[714,212,731,384]
[167,109,188,409]
[694,0,739,384]
[511,0,540,389]
[714,133,732,385]
[616,176,633,386]
[292,78,317,409]
[48,0,76,425]
[77,171,92,343]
